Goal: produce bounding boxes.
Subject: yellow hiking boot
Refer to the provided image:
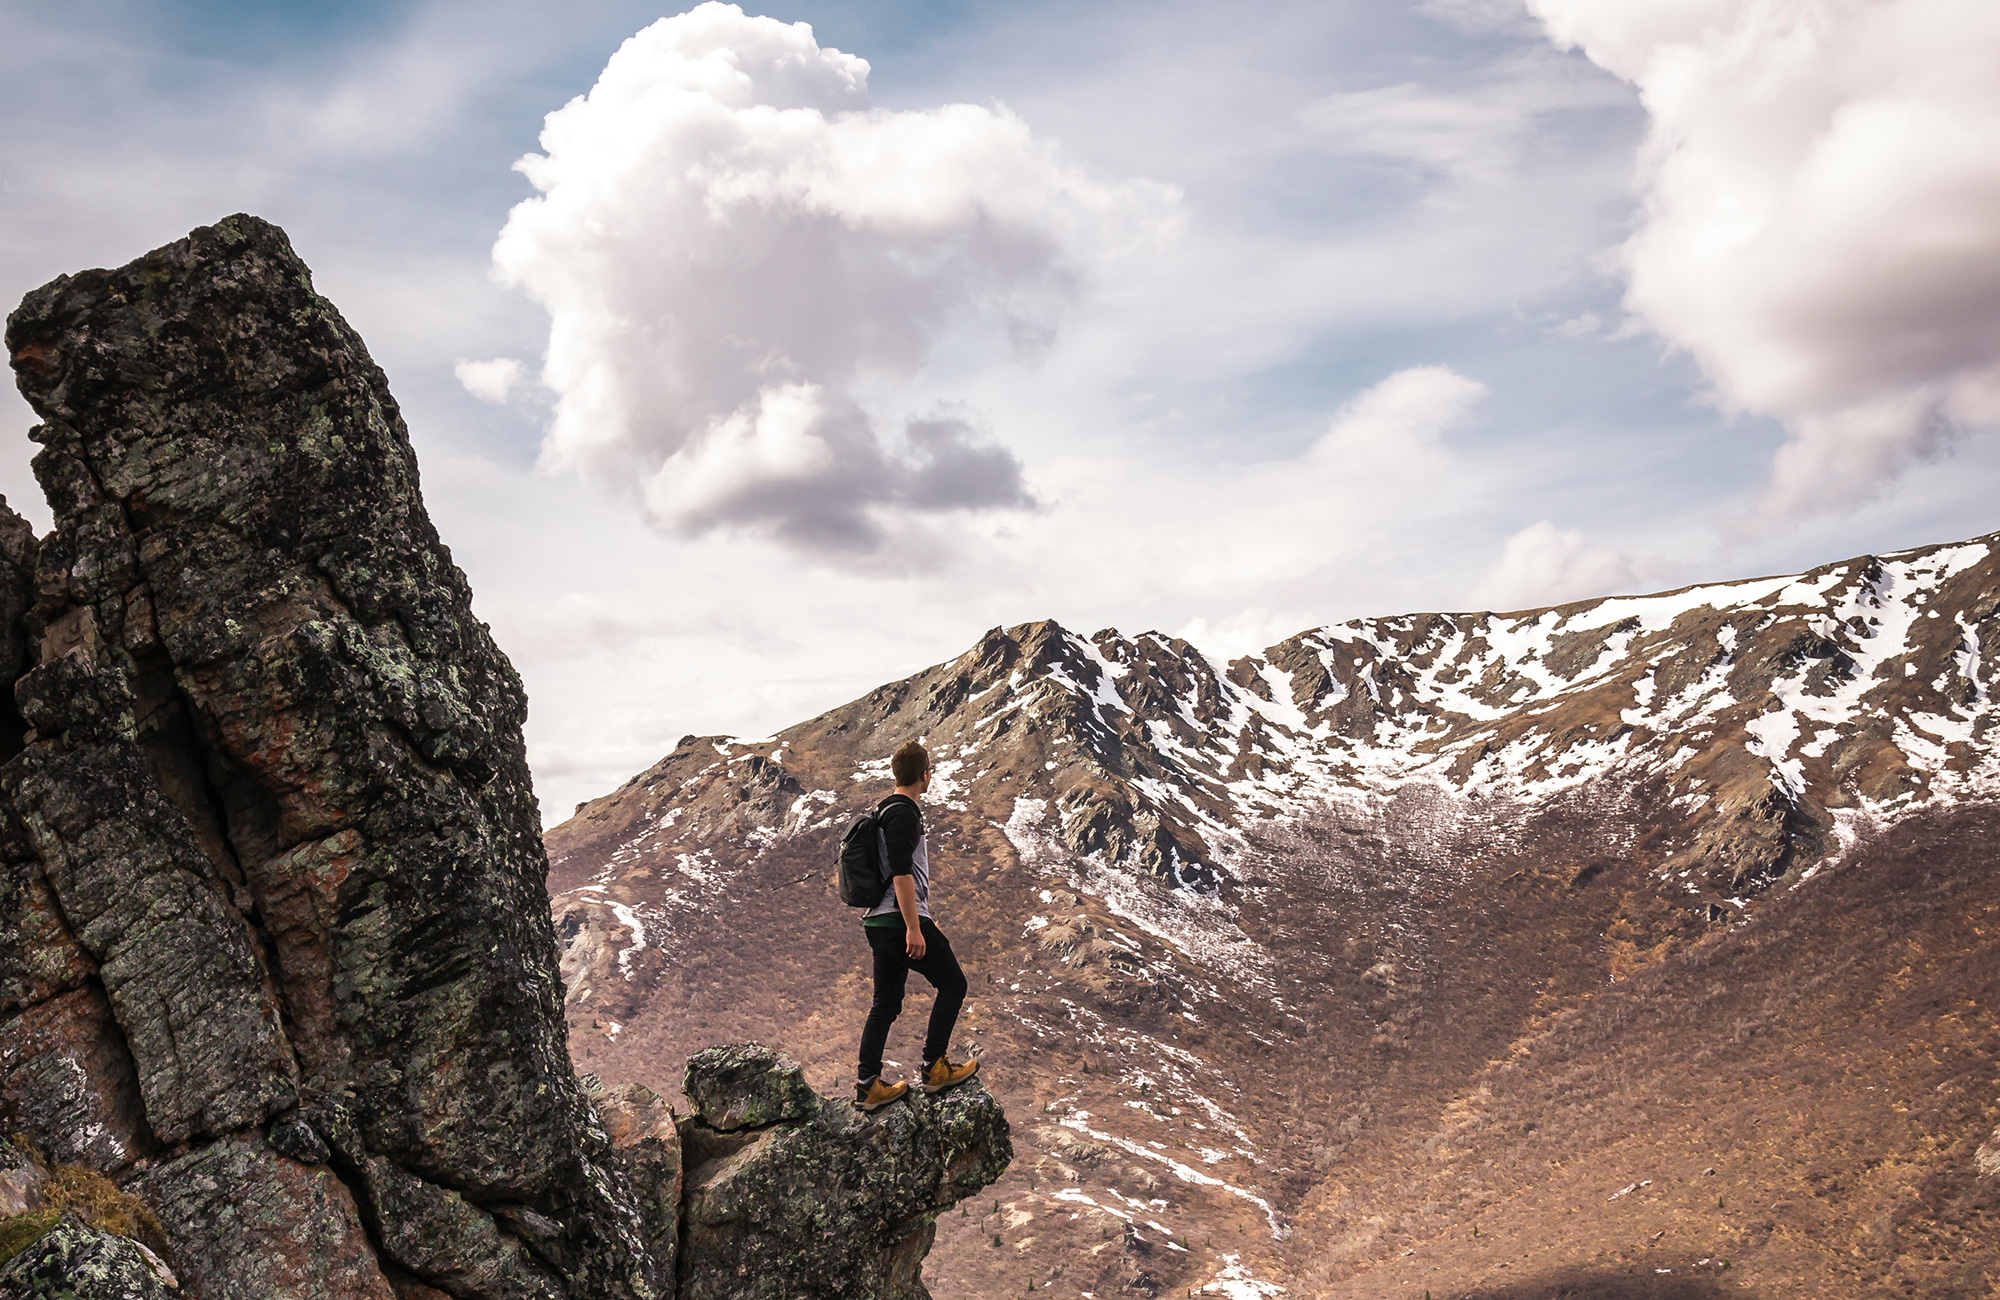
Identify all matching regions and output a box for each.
[921,1056,978,1094]
[854,1076,909,1112]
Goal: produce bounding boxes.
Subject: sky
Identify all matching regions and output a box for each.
[4,0,1998,821]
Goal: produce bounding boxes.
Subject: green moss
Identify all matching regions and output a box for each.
[0,1209,60,1264]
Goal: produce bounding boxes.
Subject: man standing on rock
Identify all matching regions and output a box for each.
[856,741,979,1110]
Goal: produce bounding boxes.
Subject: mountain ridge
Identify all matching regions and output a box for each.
[555,526,1999,914]
[548,525,2000,1298]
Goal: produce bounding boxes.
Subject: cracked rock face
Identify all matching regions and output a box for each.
[2,215,669,1298]
[677,1045,1012,1300]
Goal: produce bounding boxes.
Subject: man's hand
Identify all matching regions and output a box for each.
[905,926,927,960]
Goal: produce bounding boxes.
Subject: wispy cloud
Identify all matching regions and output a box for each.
[1465,520,1654,611]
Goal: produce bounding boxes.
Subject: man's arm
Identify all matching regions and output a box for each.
[893,875,925,959]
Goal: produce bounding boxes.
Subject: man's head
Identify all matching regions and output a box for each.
[891,741,931,791]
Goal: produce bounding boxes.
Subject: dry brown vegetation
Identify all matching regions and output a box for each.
[0,1137,170,1266]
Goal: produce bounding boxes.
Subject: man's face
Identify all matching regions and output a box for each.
[920,767,932,793]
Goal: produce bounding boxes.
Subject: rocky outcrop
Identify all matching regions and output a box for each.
[676,1045,1011,1300]
[2,216,666,1297]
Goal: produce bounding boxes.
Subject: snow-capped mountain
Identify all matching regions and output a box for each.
[545,529,2000,1299]
[558,529,1997,915]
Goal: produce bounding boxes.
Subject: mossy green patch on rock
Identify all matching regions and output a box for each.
[0,1209,59,1266]
[37,1163,167,1260]
[0,1141,169,1271]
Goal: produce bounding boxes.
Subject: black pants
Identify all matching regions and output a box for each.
[858,916,966,1081]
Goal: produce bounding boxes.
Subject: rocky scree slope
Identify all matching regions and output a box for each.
[550,532,2000,1299]
[0,215,1011,1300]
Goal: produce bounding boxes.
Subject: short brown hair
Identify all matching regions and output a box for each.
[891,741,931,786]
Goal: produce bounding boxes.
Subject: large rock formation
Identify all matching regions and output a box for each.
[1,215,666,1298]
[677,1046,1012,1300]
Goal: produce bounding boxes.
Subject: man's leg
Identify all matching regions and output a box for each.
[858,925,909,1082]
[912,917,968,1069]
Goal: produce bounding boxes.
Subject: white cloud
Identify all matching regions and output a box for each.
[1527,0,2000,520]
[1550,310,1603,340]
[1304,365,1484,478]
[1173,609,1318,661]
[490,2,1178,550]
[1465,519,1645,611]
[455,357,526,403]
[1295,50,1633,201]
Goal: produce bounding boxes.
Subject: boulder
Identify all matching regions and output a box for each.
[0,1212,173,1298]
[682,1044,822,1133]
[677,1044,1011,1300]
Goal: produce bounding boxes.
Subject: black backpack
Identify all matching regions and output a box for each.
[836,805,892,908]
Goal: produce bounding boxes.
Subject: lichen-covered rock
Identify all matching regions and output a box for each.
[137,1133,393,1300]
[0,826,87,1023]
[682,1045,822,1133]
[0,1212,172,1298]
[3,216,668,1297]
[678,1044,1011,1300]
[0,989,149,1173]
[0,502,35,775]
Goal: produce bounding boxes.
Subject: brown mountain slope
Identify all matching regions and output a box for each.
[545,531,2000,1298]
[1297,802,2000,1300]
